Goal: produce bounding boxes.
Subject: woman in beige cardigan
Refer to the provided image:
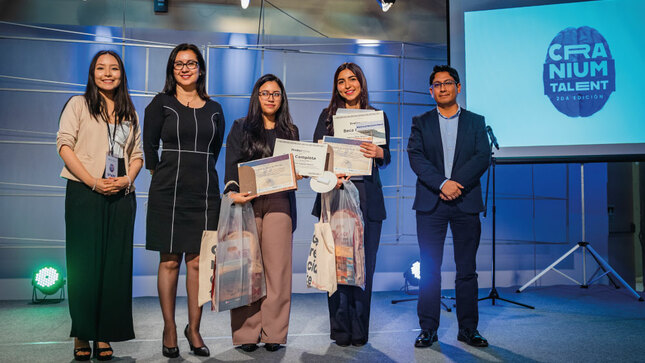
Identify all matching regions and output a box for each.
[56,50,142,361]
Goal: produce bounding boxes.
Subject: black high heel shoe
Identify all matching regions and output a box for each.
[162,344,179,358]
[184,324,210,357]
[92,341,113,361]
[162,329,179,358]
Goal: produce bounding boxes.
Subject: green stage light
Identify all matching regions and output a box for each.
[32,266,65,303]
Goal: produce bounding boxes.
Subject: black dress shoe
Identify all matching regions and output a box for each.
[239,343,259,352]
[414,330,438,348]
[162,345,179,358]
[184,324,210,356]
[264,343,281,352]
[335,339,350,347]
[457,328,489,347]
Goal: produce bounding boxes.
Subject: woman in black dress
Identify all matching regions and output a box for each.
[57,50,142,361]
[312,62,391,347]
[224,74,299,352]
[143,43,225,358]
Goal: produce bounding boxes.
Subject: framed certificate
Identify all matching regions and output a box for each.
[322,136,372,176]
[332,110,386,145]
[273,138,328,177]
[238,154,297,196]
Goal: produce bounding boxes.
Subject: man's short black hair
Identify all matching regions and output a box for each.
[429,65,460,85]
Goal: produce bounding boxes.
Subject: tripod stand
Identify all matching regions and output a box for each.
[517,164,643,301]
[478,148,534,309]
[391,279,455,312]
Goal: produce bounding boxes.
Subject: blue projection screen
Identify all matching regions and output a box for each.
[462,0,645,162]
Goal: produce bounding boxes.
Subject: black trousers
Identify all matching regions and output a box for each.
[327,217,382,345]
[416,201,481,331]
[65,180,136,342]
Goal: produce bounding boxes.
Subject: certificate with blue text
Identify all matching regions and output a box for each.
[273,138,328,177]
[322,136,372,176]
[333,110,386,145]
[238,154,297,196]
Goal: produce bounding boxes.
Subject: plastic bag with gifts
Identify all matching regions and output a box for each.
[322,180,365,288]
[212,188,266,311]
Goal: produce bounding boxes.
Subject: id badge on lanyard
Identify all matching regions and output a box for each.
[105,154,118,178]
[105,122,118,178]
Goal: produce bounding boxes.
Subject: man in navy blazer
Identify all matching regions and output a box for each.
[407,65,490,348]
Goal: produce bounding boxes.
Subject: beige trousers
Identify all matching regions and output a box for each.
[230,193,293,344]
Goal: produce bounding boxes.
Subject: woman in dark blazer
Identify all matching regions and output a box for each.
[312,62,391,346]
[224,74,299,352]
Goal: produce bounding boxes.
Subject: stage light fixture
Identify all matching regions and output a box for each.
[404,260,421,287]
[32,266,66,303]
[154,0,169,13]
[377,0,395,12]
[241,0,250,9]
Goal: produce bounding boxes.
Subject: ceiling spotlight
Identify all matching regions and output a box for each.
[377,0,395,12]
[241,0,250,9]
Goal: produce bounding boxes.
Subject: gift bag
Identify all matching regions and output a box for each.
[306,194,337,295]
[198,230,218,307]
[323,180,365,288]
[212,189,266,312]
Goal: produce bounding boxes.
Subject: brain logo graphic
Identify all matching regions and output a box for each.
[543,26,615,117]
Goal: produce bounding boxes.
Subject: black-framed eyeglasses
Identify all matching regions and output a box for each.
[259,91,282,99]
[173,60,199,70]
[430,81,458,89]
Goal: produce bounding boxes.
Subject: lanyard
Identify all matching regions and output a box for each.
[106,121,118,156]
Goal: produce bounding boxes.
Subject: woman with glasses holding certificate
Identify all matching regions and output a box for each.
[143,43,225,358]
[224,74,299,353]
[57,50,142,361]
[312,62,391,347]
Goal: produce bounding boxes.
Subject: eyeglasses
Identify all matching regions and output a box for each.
[259,91,282,99]
[173,60,199,70]
[430,80,458,89]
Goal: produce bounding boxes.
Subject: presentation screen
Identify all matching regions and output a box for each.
[458,0,645,162]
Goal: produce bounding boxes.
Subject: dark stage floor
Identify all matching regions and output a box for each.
[1,285,644,362]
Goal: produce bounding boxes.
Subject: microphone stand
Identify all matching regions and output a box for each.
[479,132,534,309]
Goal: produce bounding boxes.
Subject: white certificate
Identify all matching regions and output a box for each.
[273,138,328,177]
[238,154,297,196]
[335,108,376,115]
[332,110,386,145]
[322,136,372,176]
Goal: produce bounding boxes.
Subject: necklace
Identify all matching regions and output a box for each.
[178,92,198,107]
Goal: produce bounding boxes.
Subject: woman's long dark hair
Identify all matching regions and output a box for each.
[241,74,297,160]
[324,62,370,134]
[84,50,137,125]
[162,43,209,100]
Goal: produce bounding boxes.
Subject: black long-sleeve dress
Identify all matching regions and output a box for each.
[143,94,225,253]
[312,107,391,346]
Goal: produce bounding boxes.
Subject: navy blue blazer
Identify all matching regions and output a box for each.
[407,108,490,214]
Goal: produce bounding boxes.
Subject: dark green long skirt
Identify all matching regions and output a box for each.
[65,180,136,342]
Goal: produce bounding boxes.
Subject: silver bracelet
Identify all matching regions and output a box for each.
[92,178,97,191]
[125,175,132,195]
